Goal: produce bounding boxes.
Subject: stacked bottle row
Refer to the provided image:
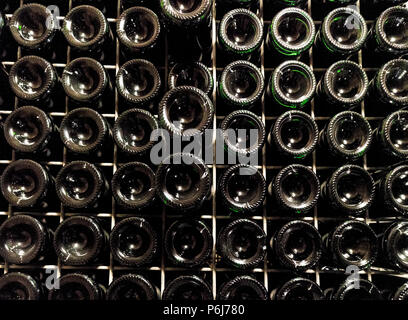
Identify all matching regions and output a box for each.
[2,53,407,113]
[1,271,406,300]
[1,271,407,300]
[0,213,406,272]
[1,154,408,217]
[1,4,407,62]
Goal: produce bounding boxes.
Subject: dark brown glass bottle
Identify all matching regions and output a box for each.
[219,60,264,108]
[381,221,408,272]
[272,220,322,271]
[4,106,55,154]
[267,60,315,109]
[0,160,51,208]
[62,5,111,54]
[113,108,158,155]
[218,8,263,60]
[375,110,408,160]
[317,60,369,108]
[321,165,375,216]
[155,153,211,211]
[111,162,156,209]
[218,276,267,300]
[48,273,105,300]
[0,215,50,264]
[266,8,315,59]
[110,217,158,267]
[368,6,408,56]
[315,7,367,57]
[221,110,265,156]
[9,4,57,51]
[269,110,318,160]
[62,57,111,108]
[369,59,408,108]
[375,164,408,216]
[55,161,108,209]
[323,220,378,269]
[219,165,266,213]
[0,272,42,300]
[60,108,110,155]
[9,56,57,105]
[162,275,213,301]
[159,86,214,138]
[117,6,160,55]
[168,62,213,96]
[319,111,372,161]
[165,219,212,267]
[217,219,266,269]
[330,279,383,300]
[269,164,320,213]
[270,278,324,301]
[107,274,159,300]
[54,216,108,265]
[116,59,161,107]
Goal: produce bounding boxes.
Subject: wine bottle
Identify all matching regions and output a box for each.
[116,59,161,106]
[0,215,50,264]
[317,60,369,108]
[267,60,315,109]
[9,56,57,104]
[62,5,111,54]
[117,6,160,55]
[60,107,110,155]
[375,164,408,216]
[369,59,408,108]
[375,110,408,160]
[55,161,108,209]
[48,273,105,300]
[315,7,367,57]
[155,153,211,211]
[111,162,156,209]
[266,8,315,59]
[9,4,56,51]
[272,220,322,271]
[323,220,378,269]
[331,279,383,300]
[368,6,408,56]
[53,216,107,265]
[113,108,158,155]
[269,110,318,160]
[165,219,212,267]
[107,274,159,300]
[219,60,264,108]
[4,106,55,154]
[391,282,408,300]
[218,276,267,300]
[62,57,111,108]
[269,164,320,213]
[217,219,266,269]
[270,277,324,300]
[219,165,266,213]
[159,0,212,31]
[381,221,408,272]
[221,110,265,155]
[319,111,372,161]
[321,165,375,216]
[168,62,213,96]
[159,86,214,138]
[0,272,42,300]
[162,275,213,301]
[0,159,51,208]
[218,8,263,60]
[110,217,158,267]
